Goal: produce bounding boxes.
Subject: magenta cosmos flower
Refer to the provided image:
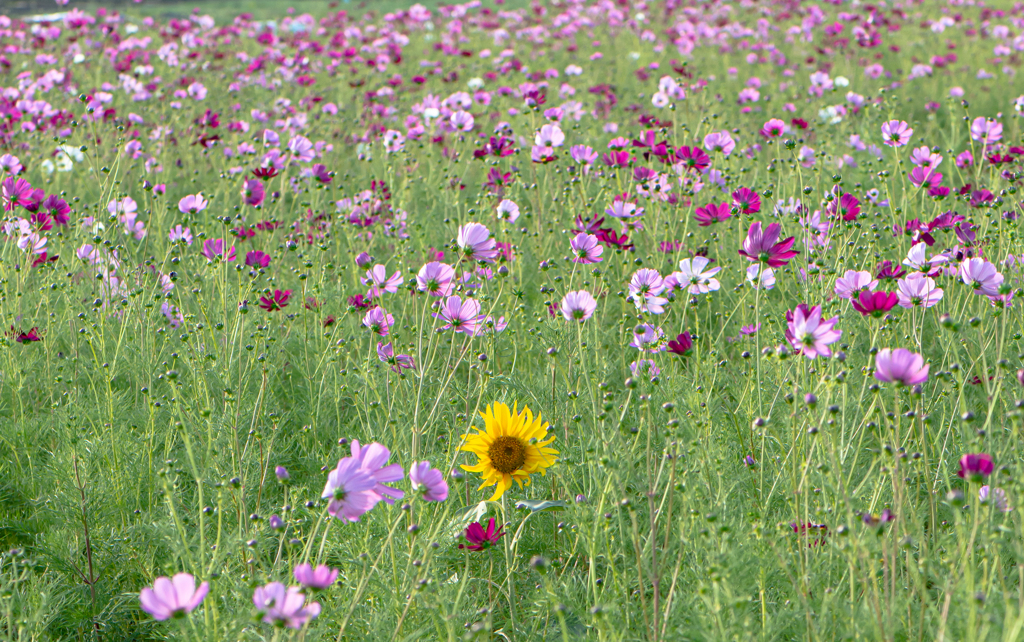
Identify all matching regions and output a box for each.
[561,290,598,321]
[850,291,898,318]
[874,348,929,386]
[738,222,800,267]
[459,517,505,551]
[253,583,321,629]
[241,178,265,207]
[321,457,381,522]
[731,188,761,214]
[570,233,603,263]
[245,250,271,268]
[786,304,842,359]
[178,193,208,214]
[880,120,913,147]
[258,289,292,312]
[293,564,339,591]
[409,461,449,502]
[416,262,456,296]
[2,177,33,211]
[958,453,994,481]
[436,295,481,335]
[457,222,498,263]
[349,440,405,504]
[694,202,730,226]
[139,573,209,620]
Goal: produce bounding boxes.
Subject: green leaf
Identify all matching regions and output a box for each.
[515,499,566,513]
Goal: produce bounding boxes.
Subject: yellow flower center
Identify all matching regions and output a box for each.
[488,436,526,474]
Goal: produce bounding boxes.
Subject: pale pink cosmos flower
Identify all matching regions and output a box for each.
[178,193,208,214]
[786,304,842,359]
[834,270,877,299]
[903,244,947,274]
[362,265,404,297]
[570,233,603,264]
[436,296,481,335]
[457,223,498,263]
[745,264,776,290]
[168,225,193,245]
[349,440,405,505]
[186,82,207,100]
[451,110,475,132]
[673,257,721,295]
[561,290,598,321]
[628,268,669,314]
[703,131,735,156]
[139,573,209,621]
[570,144,598,166]
[909,146,943,168]
[535,123,565,147]
[416,262,455,297]
[874,348,929,386]
[201,239,235,262]
[959,258,1004,297]
[955,150,974,168]
[880,120,913,147]
[321,457,381,522]
[970,117,1003,144]
[287,135,315,162]
[409,461,449,502]
[293,564,339,591]
[496,199,520,223]
[896,273,943,308]
[252,583,321,629]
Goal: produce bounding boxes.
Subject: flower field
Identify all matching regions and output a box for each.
[2,0,1024,639]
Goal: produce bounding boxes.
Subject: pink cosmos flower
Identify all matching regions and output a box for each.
[955,150,974,168]
[416,262,456,296]
[738,222,799,267]
[786,304,842,359]
[561,290,598,321]
[362,306,394,336]
[245,250,271,268]
[459,517,505,551]
[287,135,315,162]
[896,273,943,308]
[409,461,449,502]
[627,268,669,314]
[834,270,877,299]
[377,342,415,372]
[168,225,193,245]
[880,120,913,147]
[139,573,209,621]
[2,177,33,212]
[570,233,603,263]
[958,453,994,481]
[349,440,405,505]
[201,239,236,262]
[322,457,381,522]
[874,348,929,386]
[362,265,404,297]
[761,118,786,138]
[970,117,1003,144]
[241,178,265,207]
[694,202,731,226]
[436,296,481,335]
[457,223,498,263]
[731,188,761,214]
[252,583,321,629]
[258,289,292,312]
[293,564,339,591]
[979,486,1011,512]
[959,258,1004,297]
[178,193,208,214]
[496,199,520,223]
[673,257,721,295]
[851,291,898,318]
[703,131,736,156]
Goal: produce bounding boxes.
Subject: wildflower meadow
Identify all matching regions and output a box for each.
[3,0,1024,640]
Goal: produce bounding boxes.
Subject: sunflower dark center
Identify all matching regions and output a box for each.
[489,436,527,474]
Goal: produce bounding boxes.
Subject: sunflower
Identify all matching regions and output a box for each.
[460,402,558,501]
